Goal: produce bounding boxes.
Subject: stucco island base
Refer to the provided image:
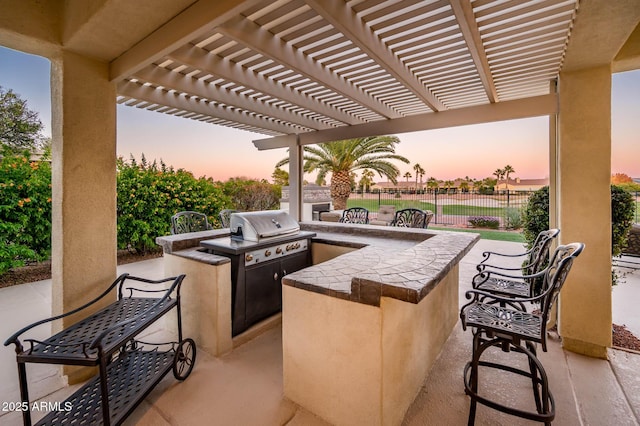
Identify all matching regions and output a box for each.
[282,264,459,426]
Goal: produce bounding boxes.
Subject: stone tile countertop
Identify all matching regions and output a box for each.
[284,222,479,307]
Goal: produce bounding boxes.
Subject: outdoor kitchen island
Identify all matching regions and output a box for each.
[281,223,478,426]
[156,220,478,425]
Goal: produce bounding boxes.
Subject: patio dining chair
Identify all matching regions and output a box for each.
[339,207,369,224]
[171,211,213,234]
[473,229,560,301]
[219,209,237,228]
[460,242,584,425]
[390,208,428,228]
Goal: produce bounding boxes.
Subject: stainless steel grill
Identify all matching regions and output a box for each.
[230,210,299,242]
[201,210,315,336]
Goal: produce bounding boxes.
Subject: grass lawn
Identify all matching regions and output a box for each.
[347,199,505,217]
[430,226,526,243]
[347,198,526,242]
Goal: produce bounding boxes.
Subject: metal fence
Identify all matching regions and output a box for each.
[347,189,535,228]
[348,189,640,227]
[631,191,640,224]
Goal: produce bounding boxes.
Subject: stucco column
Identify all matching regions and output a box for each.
[557,65,612,358]
[50,51,117,360]
[288,136,303,221]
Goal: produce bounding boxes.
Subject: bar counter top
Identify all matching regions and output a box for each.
[283,222,479,306]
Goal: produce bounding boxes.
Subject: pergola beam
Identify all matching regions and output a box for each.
[118,80,298,135]
[217,15,403,119]
[109,0,264,82]
[305,0,445,112]
[450,0,498,103]
[168,45,364,126]
[133,65,327,131]
[253,93,557,149]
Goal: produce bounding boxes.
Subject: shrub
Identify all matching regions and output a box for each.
[468,216,500,229]
[521,185,636,285]
[504,206,524,230]
[522,186,549,245]
[0,150,52,273]
[611,185,635,257]
[117,155,231,253]
[220,177,281,211]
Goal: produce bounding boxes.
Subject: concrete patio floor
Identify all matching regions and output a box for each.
[1,240,639,425]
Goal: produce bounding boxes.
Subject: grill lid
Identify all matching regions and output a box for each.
[230,210,299,242]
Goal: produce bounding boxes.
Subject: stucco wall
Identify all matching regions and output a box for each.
[164,254,232,356]
[282,264,460,425]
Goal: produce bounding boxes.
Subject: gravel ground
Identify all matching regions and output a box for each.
[613,324,640,352]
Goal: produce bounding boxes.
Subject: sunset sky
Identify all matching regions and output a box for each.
[1,46,638,182]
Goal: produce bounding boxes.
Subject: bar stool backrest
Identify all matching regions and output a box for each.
[525,228,560,277]
[219,209,237,228]
[171,211,212,234]
[538,242,584,343]
[391,208,428,228]
[339,207,369,224]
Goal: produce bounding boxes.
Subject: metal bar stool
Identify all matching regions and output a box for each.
[473,229,560,301]
[460,242,584,425]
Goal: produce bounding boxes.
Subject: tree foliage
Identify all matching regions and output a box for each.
[272,168,289,186]
[0,86,44,154]
[0,150,52,274]
[220,177,281,211]
[117,155,231,253]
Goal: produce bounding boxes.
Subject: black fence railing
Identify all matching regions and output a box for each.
[347,189,640,227]
[632,191,640,224]
[347,190,535,228]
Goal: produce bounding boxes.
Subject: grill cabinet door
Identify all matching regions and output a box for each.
[244,260,282,328]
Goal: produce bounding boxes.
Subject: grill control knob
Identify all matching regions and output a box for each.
[265,249,271,257]
[245,254,254,262]
[276,247,283,254]
[294,242,300,249]
[286,244,292,251]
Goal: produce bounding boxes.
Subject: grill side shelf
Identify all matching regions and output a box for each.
[35,350,174,426]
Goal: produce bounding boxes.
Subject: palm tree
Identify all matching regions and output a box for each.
[493,168,504,191]
[359,169,375,192]
[493,168,504,182]
[276,136,409,209]
[503,164,515,185]
[444,180,454,193]
[404,171,412,186]
[413,163,425,191]
[427,177,439,193]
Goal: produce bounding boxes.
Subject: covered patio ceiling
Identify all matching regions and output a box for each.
[113,0,584,149]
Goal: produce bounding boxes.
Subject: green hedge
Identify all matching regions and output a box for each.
[522,185,635,285]
[0,153,283,272]
[116,156,231,253]
[522,185,634,255]
[0,151,52,274]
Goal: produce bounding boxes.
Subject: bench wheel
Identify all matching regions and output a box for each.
[173,338,196,380]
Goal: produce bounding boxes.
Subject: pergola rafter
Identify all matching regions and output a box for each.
[107,0,582,143]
